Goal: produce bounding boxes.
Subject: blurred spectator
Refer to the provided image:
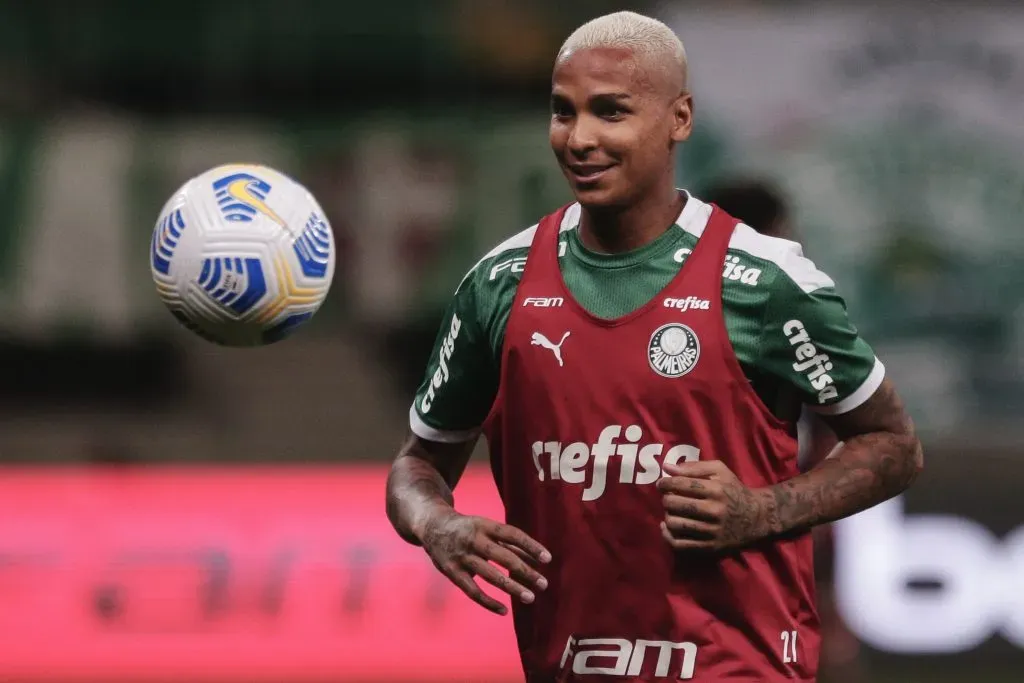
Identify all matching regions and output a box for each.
[701,177,792,239]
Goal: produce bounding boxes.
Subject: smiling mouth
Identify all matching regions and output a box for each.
[567,164,615,182]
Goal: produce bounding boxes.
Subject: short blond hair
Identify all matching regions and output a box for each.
[557,11,687,87]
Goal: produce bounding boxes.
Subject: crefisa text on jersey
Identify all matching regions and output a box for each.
[531,425,700,501]
[782,319,838,404]
[419,313,462,413]
[662,296,710,312]
[674,248,763,286]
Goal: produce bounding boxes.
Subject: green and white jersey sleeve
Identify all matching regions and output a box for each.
[408,233,529,443]
[754,238,884,415]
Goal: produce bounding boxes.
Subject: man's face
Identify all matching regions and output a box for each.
[549,47,691,209]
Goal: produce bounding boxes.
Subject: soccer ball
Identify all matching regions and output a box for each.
[150,163,335,346]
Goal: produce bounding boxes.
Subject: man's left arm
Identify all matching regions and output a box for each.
[755,248,924,534]
[659,247,923,551]
[761,377,923,535]
[658,381,922,551]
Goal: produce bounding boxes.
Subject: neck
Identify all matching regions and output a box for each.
[577,181,685,254]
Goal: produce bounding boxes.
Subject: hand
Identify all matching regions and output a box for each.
[417,508,552,615]
[656,460,772,553]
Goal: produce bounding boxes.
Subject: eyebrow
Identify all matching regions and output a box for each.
[589,92,632,101]
[550,91,634,103]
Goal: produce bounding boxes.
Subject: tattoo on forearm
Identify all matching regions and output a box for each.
[765,434,920,533]
[722,484,776,548]
[763,379,924,535]
[386,435,472,545]
[386,457,454,539]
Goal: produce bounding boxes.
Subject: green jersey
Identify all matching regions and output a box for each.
[411,193,883,442]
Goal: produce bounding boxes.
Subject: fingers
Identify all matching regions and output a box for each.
[489,522,553,564]
[663,514,719,540]
[662,460,728,479]
[441,564,509,615]
[660,488,726,552]
[464,556,537,605]
[485,540,550,592]
[661,521,715,552]
[657,475,717,498]
[424,516,553,617]
[498,540,536,564]
[661,494,723,523]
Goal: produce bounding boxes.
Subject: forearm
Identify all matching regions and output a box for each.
[386,435,473,545]
[386,455,455,545]
[760,430,923,535]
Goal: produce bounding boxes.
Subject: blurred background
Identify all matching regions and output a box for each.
[0,0,1022,681]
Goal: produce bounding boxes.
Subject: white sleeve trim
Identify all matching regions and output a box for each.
[685,193,836,294]
[812,357,886,416]
[409,404,481,443]
[455,223,539,293]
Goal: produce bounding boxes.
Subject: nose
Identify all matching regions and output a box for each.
[566,116,598,159]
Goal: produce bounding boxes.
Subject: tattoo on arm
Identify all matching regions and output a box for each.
[760,378,924,536]
[385,434,476,545]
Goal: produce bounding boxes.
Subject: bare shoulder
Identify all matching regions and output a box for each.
[820,378,914,441]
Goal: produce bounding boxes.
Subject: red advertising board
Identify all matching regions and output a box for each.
[0,465,521,682]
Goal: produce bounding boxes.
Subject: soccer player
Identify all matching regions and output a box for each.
[386,11,923,682]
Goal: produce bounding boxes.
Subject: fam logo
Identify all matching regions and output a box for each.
[213,172,286,226]
[647,323,700,378]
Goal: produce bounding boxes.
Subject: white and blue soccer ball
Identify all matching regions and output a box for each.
[150,163,335,346]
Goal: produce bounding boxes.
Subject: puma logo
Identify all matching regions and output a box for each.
[531,331,571,367]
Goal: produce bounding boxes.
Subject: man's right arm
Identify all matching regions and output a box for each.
[386,433,476,546]
[387,431,551,617]
[386,268,493,543]
[385,255,550,614]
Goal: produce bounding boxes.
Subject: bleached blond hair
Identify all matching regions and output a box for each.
[557,11,687,89]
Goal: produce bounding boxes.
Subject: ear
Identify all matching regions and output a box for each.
[670,92,694,144]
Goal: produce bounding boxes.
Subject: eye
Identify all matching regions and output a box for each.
[550,99,574,119]
[594,102,629,121]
